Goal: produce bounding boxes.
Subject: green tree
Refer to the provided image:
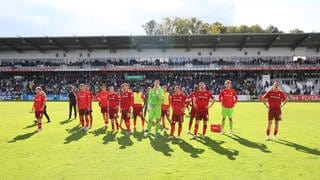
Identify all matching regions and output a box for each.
[290,28,304,33]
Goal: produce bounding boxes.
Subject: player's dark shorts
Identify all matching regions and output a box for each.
[172,113,184,123]
[161,109,170,116]
[109,108,118,119]
[35,111,43,119]
[268,108,282,121]
[196,110,209,121]
[121,110,130,120]
[100,106,109,114]
[133,106,143,118]
[189,107,196,118]
[86,108,93,115]
[79,109,88,116]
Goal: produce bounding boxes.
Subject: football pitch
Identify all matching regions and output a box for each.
[0,102,319,180]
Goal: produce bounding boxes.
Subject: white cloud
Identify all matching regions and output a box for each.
[232,0,320,32]
[0,0,318,36]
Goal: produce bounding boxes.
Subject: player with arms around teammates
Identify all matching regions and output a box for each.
[262,82,288,140]
[191,82,215,140]
[219,80,238,135]
[120,83,134,135]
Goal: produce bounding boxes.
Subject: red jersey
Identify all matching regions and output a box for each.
[77,91,90,109]
[120,91,133,110]
[195,90,214,112]
[109,93,120,109]
[263,90,287,108]
[171,93,187,115]
[96,91,109,107]
[34,93,46,111]
[187,92,196,107]
[87,91,94,102]
[219,88,238,108]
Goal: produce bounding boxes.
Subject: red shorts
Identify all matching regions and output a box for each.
[100,106,109,114]
[171,114,184,123]
[189,107,197,118]
[133,106,143,118]
[79,109,88,116]
[35,111,43,119]
[161,109,170,116]
[109,108,118,119]
[196,110,209,121]
[268,108,282,121]
[121,110,130,120]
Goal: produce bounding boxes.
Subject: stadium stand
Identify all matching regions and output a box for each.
[0,34,320,100]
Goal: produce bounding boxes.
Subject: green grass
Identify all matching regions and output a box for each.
[0,102,319,180]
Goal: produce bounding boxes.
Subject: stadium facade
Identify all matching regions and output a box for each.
[0,33,319,101]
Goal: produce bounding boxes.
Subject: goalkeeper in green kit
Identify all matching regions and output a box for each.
[145,80,164,138]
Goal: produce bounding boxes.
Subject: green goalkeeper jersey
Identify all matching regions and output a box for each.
[148,87,163,107]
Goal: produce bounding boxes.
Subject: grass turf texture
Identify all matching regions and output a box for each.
[0,102,319,180]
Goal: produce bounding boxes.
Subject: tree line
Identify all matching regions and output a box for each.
[142,17,304,35]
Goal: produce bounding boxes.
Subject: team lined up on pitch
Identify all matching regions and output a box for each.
[31,80,287,140]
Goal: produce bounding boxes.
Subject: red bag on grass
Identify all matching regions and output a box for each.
[211,124,222,133]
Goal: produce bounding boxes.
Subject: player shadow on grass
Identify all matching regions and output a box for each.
[133,130,144,141]
[117,133,134,149]
[64,125,87,144]
[23,123,37,129]
[274,139,320,156]
[225,134,271,153]
[195,137,239,160]
[59,118,74,125]
[103,131,117,144]
[90,127,107,136]
[171,138,205,158]
[148,134,174,156]
[8,131,37,143]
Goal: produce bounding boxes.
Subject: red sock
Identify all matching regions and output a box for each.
[142,118,145,126]
[178,123,182,136]
[116,122,119,130]
[203,124,207,135]
[80,118,84,127]
[85,118,89,127]
[112,123,115,130]
[266,128,271,136]
[162,118,166,129]
[125,119,131,132]
[134,118,137,127]
[170,123,175,136]
[38,122,42,129]
[274,128,278,136]
[194,124,199,135]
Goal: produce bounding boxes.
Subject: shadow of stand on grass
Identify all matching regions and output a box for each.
[225,134,271,153]
[195,136,239,160]
[274,139,320,156]
[8,131,37,143]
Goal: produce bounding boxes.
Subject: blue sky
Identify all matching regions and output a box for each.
[0,0,319,36]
